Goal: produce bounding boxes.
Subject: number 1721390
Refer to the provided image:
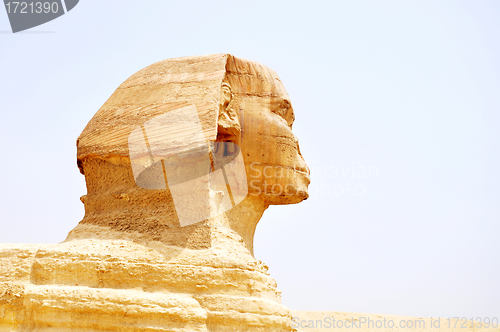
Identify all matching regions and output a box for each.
[5,2,59,14]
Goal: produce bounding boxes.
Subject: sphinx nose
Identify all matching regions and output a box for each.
[303,162,310,175]
[293,134,310,175]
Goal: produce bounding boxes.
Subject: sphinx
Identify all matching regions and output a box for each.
[0,54,310,332]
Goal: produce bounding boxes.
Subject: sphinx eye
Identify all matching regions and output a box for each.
[274,100,294,127]
[274,100,290,119]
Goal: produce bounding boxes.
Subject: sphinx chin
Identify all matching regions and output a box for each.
[264,177,310,205]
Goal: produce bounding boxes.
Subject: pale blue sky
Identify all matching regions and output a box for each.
[1,0,499,318]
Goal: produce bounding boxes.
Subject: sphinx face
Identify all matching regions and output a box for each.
[237,82,310,205]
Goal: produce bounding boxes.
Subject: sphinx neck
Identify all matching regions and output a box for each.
[223,196,269,256]
[70,156,269,254]
[70,191,268,256]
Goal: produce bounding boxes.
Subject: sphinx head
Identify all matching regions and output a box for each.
[74,54,309,252]
[221,56,310,205]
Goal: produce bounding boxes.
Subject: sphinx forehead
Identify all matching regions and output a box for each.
[225,56,289,99]
[77,54,288,162]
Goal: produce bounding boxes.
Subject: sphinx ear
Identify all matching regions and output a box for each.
[217,83,241,141]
